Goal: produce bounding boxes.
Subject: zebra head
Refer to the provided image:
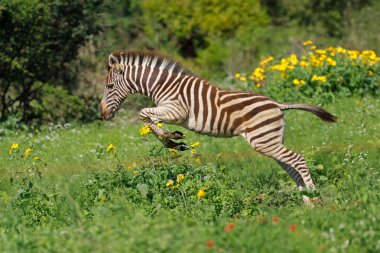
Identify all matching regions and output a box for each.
[100,54,129,120]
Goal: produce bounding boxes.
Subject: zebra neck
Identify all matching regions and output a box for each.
[131,66,189,105]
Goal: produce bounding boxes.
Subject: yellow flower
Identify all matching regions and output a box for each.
[310,45,317,50]
[127,162,137,170]
[191,149,197,154]
[361,50,376,59]
[176,174,185,183]
[288,54,298,65]
[252,67,265,81]
[107,144,116,152]
[234,73,241,78]
[240,77,247,82]
[293,79,305,86]
[368,70,374,76]
[25,148,32,157]
[157,123,163,128]
[315,49,326,55]
[191,141,200,147]
[99,195,107,202]
[33,156,40,161]
[303,40,313,46]
[326,57,337,66]
[139,125,151,135]
[260,56,274,66]
[166,180,174,187]
[271,64,287,72]
[9,143,19,155]
[348,51,358,60]
[336,47,346,54]
[311,75,327,83]
[169,148,178,156]
[255,83,262,88]
[300,61,309,67]
[197,189,206,199]
[195,158,201,164]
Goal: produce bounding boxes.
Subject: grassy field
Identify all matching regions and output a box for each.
[0,96,379,252]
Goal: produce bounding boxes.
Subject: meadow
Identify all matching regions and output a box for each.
[1,1,380,252]
[0,95,379,252]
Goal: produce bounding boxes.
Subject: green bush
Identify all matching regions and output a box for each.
[32,85,100,125]
[0,0,103,123]
[235,42,380,103]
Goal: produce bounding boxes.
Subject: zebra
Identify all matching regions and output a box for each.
[99,50,336,203]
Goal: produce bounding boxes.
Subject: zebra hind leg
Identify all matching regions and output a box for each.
[244,129,316,204]
[261,144,316,204]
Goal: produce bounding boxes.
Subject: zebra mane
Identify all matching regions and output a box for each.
[109,50,193,75]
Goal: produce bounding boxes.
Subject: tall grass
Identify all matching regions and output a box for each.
[0,97,379,252]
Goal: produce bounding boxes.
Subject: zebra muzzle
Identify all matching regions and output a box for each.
[99,100,115,120]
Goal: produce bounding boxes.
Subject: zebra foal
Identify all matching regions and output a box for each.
[99,50,336,202]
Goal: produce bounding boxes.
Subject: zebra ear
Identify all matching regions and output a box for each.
[108,54,119,67]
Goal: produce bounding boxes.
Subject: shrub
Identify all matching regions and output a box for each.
[0,0,103,123]
[235,41,380,103]
[31,85,100,125]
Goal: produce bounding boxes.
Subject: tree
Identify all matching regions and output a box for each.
[0,0,103,123]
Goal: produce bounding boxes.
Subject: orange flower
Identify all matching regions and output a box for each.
[206,240,215,248]
[223,223,235,233]
[272,217,280,223]
[288,224,297,231]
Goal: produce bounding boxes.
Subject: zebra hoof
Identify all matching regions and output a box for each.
[164,140,188,151]
[175,142,189,151]
[171,131,185,139]
[303,196,323,207]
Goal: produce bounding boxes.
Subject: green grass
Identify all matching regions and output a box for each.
[0,97,379,252]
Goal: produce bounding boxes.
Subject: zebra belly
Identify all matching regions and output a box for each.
[181,113,233,137]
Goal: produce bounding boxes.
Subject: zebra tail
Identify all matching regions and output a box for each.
[278,103,337,123]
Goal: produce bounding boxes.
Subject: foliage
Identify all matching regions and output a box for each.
[141,0,269,55]
[31,85,100,125]
[93,0,380,80]
[262,0,372,38]
[0,85,100,133]
[98,0,271,77]
[235,41,380,103]
[0,0,103,123]
[1,0,380,127]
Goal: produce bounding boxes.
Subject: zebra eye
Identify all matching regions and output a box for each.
[106,83,114,90]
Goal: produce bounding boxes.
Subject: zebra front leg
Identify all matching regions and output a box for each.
[150,129,189,151]
[139,106,189,150]
[140,106,187,139]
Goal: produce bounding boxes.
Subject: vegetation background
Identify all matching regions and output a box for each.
[0,0,379,252]
[1,0,379,126]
